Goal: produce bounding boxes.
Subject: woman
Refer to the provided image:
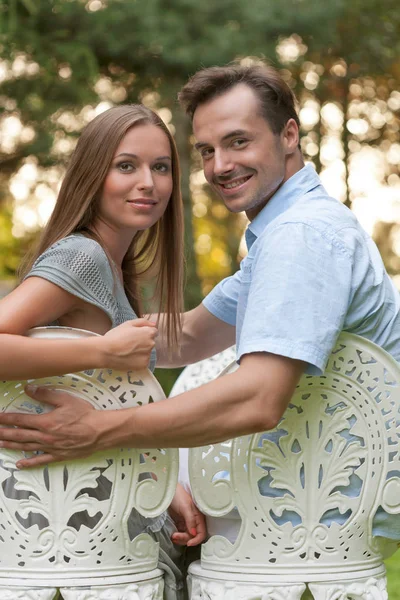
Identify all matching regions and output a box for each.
[0,104,205,599]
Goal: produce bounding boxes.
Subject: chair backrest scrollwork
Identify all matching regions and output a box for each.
[0,327,178,585]
[188,334,400,577]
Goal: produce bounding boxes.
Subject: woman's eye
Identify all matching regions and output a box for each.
[153,163,170,173]
[118,162,134,172]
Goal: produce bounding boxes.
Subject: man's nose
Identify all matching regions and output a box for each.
[137,167,154,190]
[213,150,234,177]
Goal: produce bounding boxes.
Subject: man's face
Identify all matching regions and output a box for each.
[193,83,290,220]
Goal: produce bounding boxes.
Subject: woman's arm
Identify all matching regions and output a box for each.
[0,277,157,379]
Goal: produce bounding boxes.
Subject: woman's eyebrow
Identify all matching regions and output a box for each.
[114,152,171,160]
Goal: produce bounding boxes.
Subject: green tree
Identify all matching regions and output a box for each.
[2,0,398,392]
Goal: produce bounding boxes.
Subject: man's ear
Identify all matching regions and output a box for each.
[282,118,300,154]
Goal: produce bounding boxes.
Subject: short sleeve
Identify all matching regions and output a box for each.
[202,268,242,326]
[238,222,353,375]
[26,236,119,327]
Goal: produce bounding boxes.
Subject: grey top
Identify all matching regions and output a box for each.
[26,234,156,371]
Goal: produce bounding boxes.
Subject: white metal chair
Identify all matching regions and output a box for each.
[173,334,400,599]
[0,327,178,600]
[170,347,236,494]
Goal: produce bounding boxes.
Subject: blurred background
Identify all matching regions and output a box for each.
[0,0,400,589]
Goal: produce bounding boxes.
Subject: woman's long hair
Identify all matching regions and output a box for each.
[20,105,184,349]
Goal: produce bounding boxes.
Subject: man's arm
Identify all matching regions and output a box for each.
[154,304,236,367]
[0,352,306,467]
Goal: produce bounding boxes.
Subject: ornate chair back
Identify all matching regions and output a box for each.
[0,327,178,600]
[178,335,400,599]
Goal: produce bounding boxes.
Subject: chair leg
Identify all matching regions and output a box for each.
[308,575,388,600]
[0,589,58,600]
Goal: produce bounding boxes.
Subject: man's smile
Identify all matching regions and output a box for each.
[216,174,253,194]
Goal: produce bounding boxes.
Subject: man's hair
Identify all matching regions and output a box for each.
[178,62,300,135]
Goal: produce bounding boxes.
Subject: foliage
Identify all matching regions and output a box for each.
[386,552,400,599]
[0,0,400,389]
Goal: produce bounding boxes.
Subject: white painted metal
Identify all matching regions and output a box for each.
[170,347,236,500]
[0,327,178,599]
[170,347,237,396]
[180,334,399,599]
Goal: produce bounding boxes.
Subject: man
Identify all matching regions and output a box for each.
[0,63,400,496]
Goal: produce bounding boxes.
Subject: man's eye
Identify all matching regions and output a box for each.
[118,162,134,172]
[232,139,247,148]
[201,148,214,159]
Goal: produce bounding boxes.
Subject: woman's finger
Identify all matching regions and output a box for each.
[187,510,207,546]
[171,532,191,546]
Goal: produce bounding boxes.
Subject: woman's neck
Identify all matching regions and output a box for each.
[89,221,135,268]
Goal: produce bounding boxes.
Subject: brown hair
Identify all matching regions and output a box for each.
[20,105,184,349]
[178,62,300,134]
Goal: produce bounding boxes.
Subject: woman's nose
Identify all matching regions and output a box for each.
[137,167,154,190]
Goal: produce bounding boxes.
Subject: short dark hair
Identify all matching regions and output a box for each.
[178,62,300,135]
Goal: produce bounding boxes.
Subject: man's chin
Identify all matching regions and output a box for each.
[212,190,249,213]
[223,196,252,214]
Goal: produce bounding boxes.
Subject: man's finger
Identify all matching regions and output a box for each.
[0,428,50,443]
[0,441,43,451]
[0,412,44,430]
[24,385,76,407]
[16,453,57,469]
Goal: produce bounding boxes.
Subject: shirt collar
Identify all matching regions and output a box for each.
[245,164,322,250]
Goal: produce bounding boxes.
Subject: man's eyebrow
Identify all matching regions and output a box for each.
[114,153,172,160]
[194,130,248,150]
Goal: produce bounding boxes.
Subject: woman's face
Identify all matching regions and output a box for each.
[97,123,173,235]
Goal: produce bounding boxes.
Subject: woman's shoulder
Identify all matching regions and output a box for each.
[31,235,114,280]
[44,234,104,254]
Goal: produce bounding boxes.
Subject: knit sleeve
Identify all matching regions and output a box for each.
[26,235,120,326]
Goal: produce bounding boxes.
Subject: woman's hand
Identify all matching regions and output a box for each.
[168,483,207,547]
[101,319,157,371]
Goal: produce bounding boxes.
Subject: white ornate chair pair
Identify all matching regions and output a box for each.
[171,334,400,600]
[0,327,178,600]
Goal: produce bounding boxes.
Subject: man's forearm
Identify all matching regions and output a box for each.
[154,306,236,368]
[98,371,264,448]
[0,353,305,468]
[97,355,304,448]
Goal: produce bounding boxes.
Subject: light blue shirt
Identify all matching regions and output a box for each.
[203,164,400,539]
[203,164,400,375]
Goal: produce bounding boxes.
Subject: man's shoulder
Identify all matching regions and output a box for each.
[260,191,364,252]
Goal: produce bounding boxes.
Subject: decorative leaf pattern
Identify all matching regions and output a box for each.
[189,333,399,597]
[0,335,178,585]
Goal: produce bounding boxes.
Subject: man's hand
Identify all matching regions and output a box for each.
[0,386,108,468]
[100,319,157,371]
[168,483,207,547]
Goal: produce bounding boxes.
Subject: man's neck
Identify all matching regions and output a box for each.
[246,153,305,221]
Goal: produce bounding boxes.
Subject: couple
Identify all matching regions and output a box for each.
[1,61,400,592]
